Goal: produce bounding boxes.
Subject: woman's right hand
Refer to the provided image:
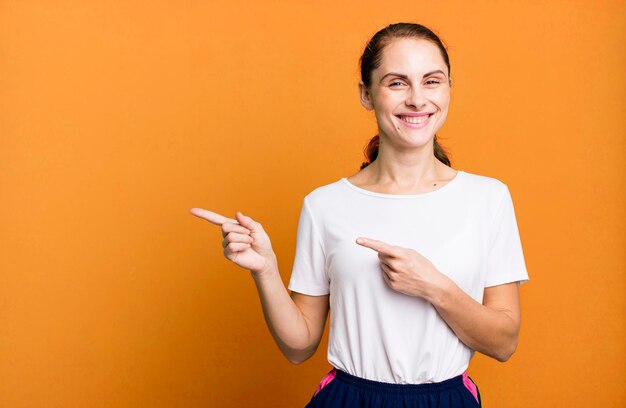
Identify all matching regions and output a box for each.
[189,208,276,275]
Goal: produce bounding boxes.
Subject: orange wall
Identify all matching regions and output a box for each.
[1,1,624,406]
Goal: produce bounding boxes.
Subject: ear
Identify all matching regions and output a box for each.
[358,81,374,110]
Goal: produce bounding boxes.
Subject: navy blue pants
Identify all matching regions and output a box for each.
[305,368,482,407]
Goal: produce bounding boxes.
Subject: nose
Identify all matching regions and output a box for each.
[406,86,427,108]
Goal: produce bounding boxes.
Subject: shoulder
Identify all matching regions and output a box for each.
[455,170,513,216]
[302,179,349,218]
[304,180,344,205]
[458,170,509,198]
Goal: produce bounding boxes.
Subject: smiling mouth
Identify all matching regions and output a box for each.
[397,114,433,124]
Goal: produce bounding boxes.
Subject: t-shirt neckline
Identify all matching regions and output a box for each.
[340,170,464,199]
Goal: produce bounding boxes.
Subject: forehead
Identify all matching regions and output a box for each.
[376,38,447,77]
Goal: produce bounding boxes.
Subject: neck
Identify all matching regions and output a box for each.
[370,141,443,185]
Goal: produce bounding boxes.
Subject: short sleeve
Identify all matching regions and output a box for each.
[484,185,530,287]
[287,196,329,295]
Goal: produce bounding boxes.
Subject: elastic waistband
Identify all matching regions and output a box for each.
[334,369,465,395]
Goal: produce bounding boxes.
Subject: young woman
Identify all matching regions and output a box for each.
[191,22,529,407]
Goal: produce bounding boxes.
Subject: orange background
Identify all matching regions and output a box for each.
[1,1,624,406]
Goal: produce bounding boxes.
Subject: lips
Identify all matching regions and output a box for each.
[396,113,434,126]
[399,113,432,124]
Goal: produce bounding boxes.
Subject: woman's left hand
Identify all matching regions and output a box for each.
[355,237,449,300]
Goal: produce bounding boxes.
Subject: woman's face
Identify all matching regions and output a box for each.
[359,38,451,149]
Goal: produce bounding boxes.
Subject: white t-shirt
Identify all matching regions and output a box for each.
[287,169,529,384]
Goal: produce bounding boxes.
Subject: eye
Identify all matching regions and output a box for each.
[425,79,441,85]
[389,81,407,87]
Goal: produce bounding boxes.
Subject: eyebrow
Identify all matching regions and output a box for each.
[379,70,447,84]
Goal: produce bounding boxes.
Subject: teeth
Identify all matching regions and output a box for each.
[401,115,430,124]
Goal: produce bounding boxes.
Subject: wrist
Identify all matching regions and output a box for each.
[251,254,278,279]
[425,273,455,307]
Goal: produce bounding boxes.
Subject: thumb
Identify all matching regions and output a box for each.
[236,211,262,232]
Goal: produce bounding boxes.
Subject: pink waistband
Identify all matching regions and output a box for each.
[314,367,478,403]
[462,370,479,403]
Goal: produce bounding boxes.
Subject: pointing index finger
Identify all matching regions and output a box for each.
[189,208,238,226]
[356,237,396,256]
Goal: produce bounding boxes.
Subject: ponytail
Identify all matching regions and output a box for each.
[360,135,380,170]
[433,136,451,167]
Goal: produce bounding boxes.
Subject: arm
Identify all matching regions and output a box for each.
[355,237,522,363]
[251,256,329,365]
[426,279,521,362]
[189,208,329,365]
[426,186,526,361]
